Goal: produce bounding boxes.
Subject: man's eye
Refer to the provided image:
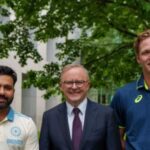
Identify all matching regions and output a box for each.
[4,85,13,90]
[141,50,150,55]
[64,81,84,84]
[76,81,83,84]
[62,80,87,87]
[66,81,73,84]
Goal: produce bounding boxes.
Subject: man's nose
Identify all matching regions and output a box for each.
[72,82,78,88]
[0,87,5,94]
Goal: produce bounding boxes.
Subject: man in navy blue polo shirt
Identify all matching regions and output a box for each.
[111,29,150,150]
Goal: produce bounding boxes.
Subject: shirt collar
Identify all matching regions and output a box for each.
[66,98,88,116]
[0,107,14,124]
[136,74,149,90]
[7,107,15,121]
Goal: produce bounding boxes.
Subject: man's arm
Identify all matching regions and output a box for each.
[119,127,126,150]
[106,108,122,150]
[39,112,50,150]
[24,119,39,150]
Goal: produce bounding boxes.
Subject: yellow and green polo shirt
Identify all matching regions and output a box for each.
[111,74,150,150]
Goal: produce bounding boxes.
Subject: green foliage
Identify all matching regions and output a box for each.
[23,63,60,99]
[1,0,149,98]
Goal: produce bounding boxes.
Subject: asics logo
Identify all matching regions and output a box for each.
[134,95,143,103]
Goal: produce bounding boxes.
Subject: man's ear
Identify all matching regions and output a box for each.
[59,83,63,91]
[136,54,141,64]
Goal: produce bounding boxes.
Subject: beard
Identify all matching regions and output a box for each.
[0,95,13,109]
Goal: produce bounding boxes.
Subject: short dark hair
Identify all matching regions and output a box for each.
[0,65,17,85]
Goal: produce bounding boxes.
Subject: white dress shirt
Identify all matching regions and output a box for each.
[66,98,87,139]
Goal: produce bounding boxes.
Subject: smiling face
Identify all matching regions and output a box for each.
[136,37,150,76]
[0,75,15,110]
[60,66,90,107]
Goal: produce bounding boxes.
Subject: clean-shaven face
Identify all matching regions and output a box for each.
[137,37,150,75]
[60,67,90,107]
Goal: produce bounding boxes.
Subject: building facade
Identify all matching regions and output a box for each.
[0,39,62,130]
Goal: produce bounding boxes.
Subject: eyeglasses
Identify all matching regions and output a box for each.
[62,80,88,88]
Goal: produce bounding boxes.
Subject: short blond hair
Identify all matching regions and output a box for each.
[134,29,150,54]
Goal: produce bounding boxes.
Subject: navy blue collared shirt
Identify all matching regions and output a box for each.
[111,75,150,150]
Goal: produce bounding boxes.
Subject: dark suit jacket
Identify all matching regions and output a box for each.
[39,99,121,150]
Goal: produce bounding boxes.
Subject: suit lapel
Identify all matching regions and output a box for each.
[80,100,97,148]
[58,103,72,149]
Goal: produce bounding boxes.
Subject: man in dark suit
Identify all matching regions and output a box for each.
[39,64,121,150]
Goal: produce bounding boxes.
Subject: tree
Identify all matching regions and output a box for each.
[1,0,150,98]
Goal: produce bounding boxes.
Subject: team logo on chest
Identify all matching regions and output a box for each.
[134,95,143,103]
[11,127,21,137]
